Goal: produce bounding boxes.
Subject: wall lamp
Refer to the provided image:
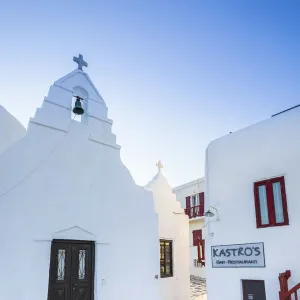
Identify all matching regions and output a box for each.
[204,206,220,221]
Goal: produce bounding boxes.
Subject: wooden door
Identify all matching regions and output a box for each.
[242,280,266,300]
[48,240,95,300]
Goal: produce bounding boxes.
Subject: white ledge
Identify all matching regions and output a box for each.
[44,97,71,111]
[54,83,106,105]
[29,118,68,133]
[173,177,205,192]
[89,135,121,150]
[44,98,112,125]
[89,114,113,125]
[33,238,110,245]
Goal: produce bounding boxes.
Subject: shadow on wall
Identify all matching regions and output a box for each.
[190,275,207,300]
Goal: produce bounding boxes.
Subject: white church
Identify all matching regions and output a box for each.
[0,55,190,300]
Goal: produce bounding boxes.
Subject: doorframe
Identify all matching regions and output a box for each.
[48,239,95,300]
[242,279,266,300]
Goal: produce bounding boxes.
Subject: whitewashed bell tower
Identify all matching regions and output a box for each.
[0,56,161,300]
[28,54,119,150]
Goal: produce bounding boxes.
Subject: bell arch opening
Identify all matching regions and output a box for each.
[71,86,89,123]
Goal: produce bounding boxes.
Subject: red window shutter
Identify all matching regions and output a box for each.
[280,177,289,225]
[199,192,204,216]
[186,196,191,217]
[253,182,262,228]
[192,230,202,246]
[186,196,191,209]
[197,240,205,262]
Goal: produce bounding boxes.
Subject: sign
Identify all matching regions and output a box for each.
[211,242,265,268]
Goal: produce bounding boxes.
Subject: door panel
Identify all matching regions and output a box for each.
[242,280,266,300]
[71,244,93,300]
[48,240,94,300]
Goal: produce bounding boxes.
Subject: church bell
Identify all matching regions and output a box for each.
[73,96,84,115]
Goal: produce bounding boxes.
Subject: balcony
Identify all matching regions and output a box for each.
[185,205,204,219]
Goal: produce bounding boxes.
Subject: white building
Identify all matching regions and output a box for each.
[173,178,207,300]
[205,105,300,300]
[145,162,190,300]
[0,105,26,155]
[0,55,161,300]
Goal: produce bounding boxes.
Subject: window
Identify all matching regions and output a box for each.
[192,230,205,266]
[160,240,173,278]
[254,176,289,228]
[185,193,205,218]
[190,194,200,207]
[192,229,202,246]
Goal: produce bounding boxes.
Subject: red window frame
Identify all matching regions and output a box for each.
[254,176,289,228]
[192,229,205,266]
[192,229,202,246]
[197,239,205,265]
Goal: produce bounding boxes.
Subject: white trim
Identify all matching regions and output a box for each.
[52,84,74,95]
[44,97,112,125]
[89,135,121,150]
[54,83,106,106]
[89,114,113,125]
[54,69,105,104]
[44,97,71,111]
[173,178,204,192]
[189,216,205,222]
[29,119,68,133]
[33,226,110,244]
[33,239,110,245]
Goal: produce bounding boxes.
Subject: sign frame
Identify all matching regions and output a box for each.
[211,242,266,269]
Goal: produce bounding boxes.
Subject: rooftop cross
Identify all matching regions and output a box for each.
[73,54,88,71]
[156,160,163,173]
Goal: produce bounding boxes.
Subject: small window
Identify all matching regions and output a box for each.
[192,229,202,246]
[254,176,289,228]
[160,240,173,278]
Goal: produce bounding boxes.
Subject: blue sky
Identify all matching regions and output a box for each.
[1,0,300,186]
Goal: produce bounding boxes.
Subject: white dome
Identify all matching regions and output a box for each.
[0,105,26,155]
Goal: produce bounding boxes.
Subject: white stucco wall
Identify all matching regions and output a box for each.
[205,106,300,300]
[0,69,161,300]
[146,172,190,300]
[0,105,26,155]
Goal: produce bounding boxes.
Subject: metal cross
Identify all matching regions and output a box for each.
[73,54,88,71]
[156,160,163,173]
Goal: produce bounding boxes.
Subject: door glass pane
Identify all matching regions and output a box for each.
[165,253,171,262]
[272,182,284,223]
[57,249,66,281]
[258,185,269,225]
[166,264,171,275]
[191,195,197,207]
[78,250,86,280]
